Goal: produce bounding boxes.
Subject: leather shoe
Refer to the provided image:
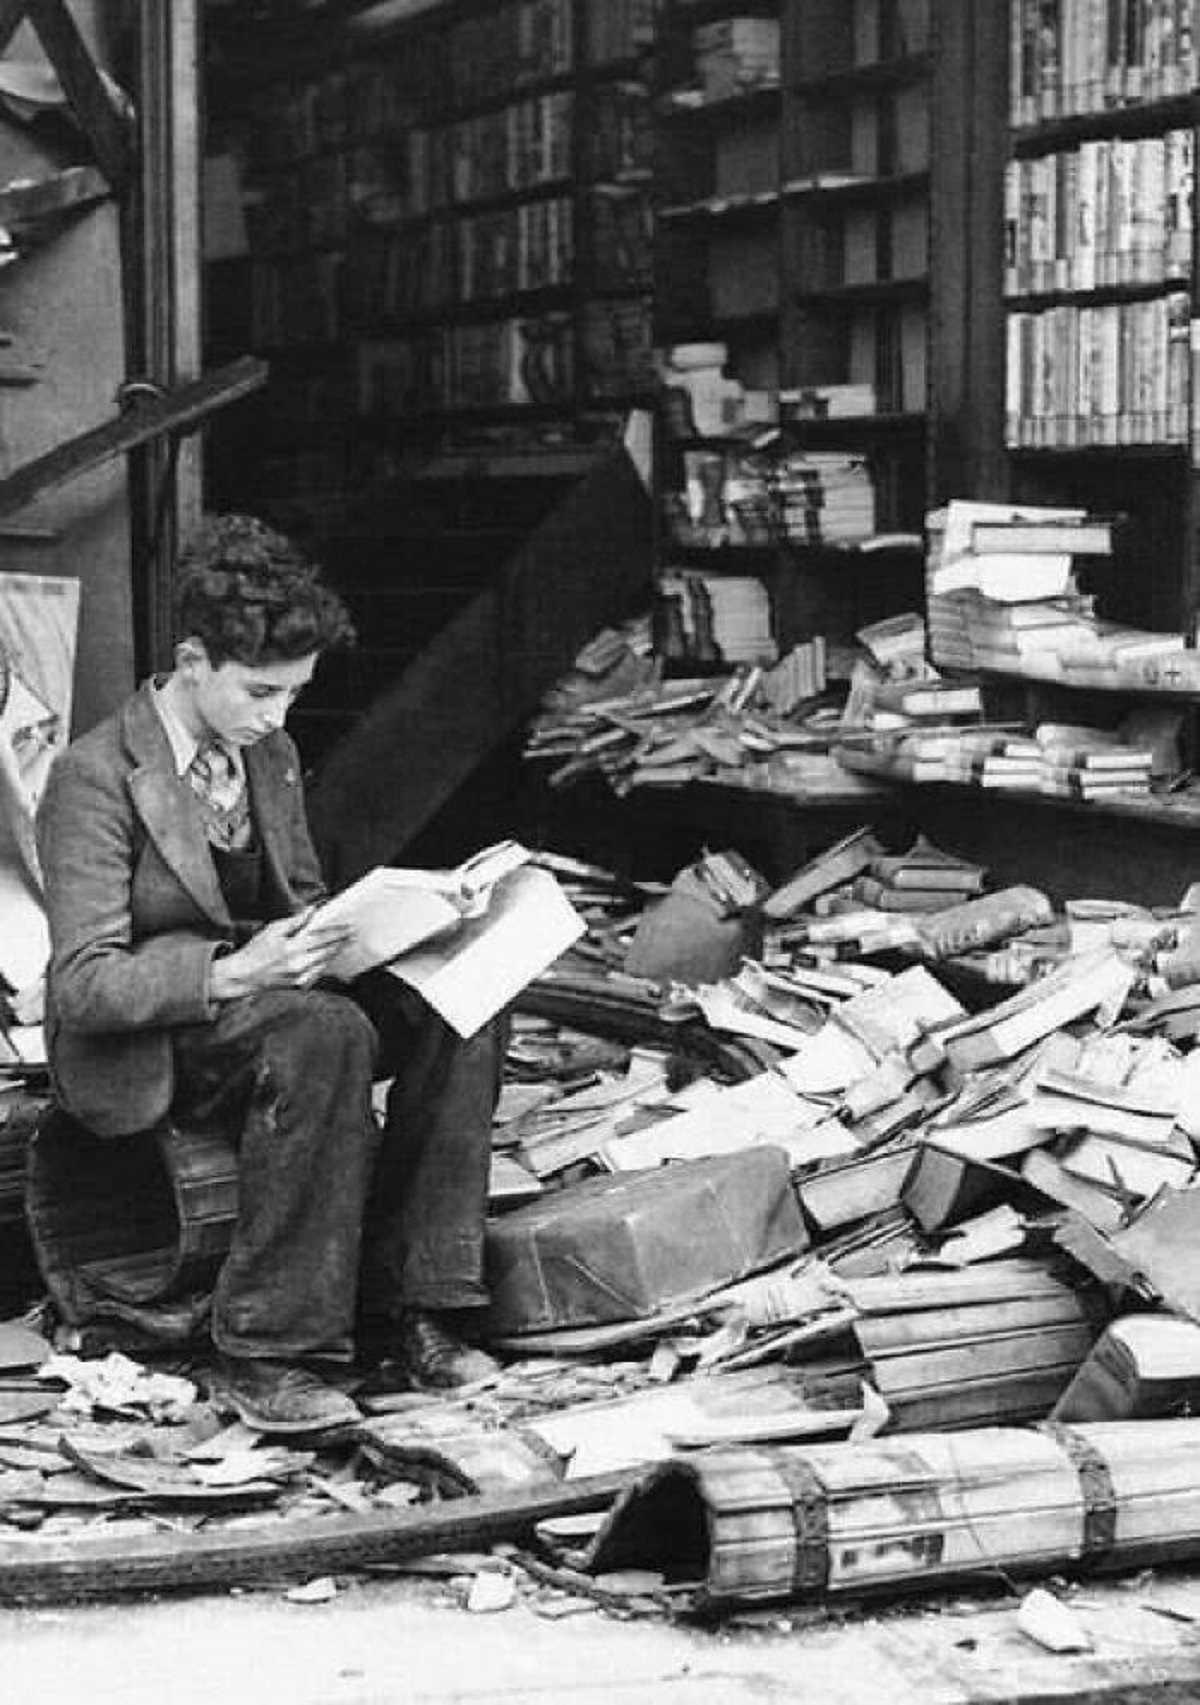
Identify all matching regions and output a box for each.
[216,1356,361,1436]
[384,1310,499,1391]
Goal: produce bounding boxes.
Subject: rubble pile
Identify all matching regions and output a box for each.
[8,830,1200,1615]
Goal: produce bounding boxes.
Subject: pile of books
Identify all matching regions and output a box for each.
[926,500,1199,686]
[843,722,1161,801]
[1037,723,1158,800]
[759,637,827,716]
[848,838,988,916]
[691,17,780,99]
[657,569,776,667]
[776,452,877,546]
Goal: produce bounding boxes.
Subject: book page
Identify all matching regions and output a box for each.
[386,865,584,1036]
[315,870,464,982]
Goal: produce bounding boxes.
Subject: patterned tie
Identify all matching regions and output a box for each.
[188,740,252,851]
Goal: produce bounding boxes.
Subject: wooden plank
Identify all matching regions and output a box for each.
[0,0,28,58]
[0,1469,631,1603]
[24,0,134,191]
[0,355,267,522]
[0,163,109,227]
[131,0,203,665]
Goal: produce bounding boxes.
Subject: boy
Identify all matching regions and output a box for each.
[37,515,503,1432]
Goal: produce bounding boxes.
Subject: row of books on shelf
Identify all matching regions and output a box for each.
[1004,293,1192,448]
[846,723,1163,799]
[239,0,651,173]
[242,83,652,256]
[349,302,657,415]
[1003,131,1193,297]
[1010,0,1196,125]
[251,200,578,341]
[664,449,879,551]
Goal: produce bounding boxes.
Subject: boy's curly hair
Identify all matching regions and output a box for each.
[174,514,355,665]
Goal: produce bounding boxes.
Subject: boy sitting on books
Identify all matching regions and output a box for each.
[36,515,505,1434]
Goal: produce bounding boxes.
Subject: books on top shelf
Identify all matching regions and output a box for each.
[1010,0,1198,124]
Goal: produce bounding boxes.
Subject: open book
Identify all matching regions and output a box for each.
[297,841,584,1036]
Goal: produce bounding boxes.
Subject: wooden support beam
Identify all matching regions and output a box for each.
[0,354,268,521]
[22,0,134,191]
[0,1469,631,1603]
[0,0,28,59]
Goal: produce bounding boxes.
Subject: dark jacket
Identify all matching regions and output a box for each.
[35,679,326,1136]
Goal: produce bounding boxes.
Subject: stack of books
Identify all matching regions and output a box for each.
[691,17,780,98]
[759,637,826,715]
[656,569,777,667]
[924,500,1197,685]
[776,452,877,546]
[849,838,988,915]
[1038,727,1155,799]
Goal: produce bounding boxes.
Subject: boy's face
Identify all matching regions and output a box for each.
[175,640,317,748]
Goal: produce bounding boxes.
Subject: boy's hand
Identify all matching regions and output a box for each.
[209,911,352,1001]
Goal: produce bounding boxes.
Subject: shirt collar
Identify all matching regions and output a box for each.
[152,677,201,777]
[151,676,244,781]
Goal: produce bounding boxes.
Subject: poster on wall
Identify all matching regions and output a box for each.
[0,571,80,1002]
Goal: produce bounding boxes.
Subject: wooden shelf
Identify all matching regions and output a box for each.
[659,190,779,222]
[658,81,781,121]
[970,662,1200,701]
[783,169,929,206]
[1007,442,1189,462]
[779,410,926,441]
[1005,278,1191,310]
[1011,92,1200,158]
[792,52,932,98]
[795,277,928,307]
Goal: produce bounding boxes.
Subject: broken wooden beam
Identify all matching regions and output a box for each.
[0,1468,631,1602]
[0,355,267,521]
[18,0,135,190]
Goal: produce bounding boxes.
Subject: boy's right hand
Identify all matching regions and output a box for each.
[209,911,352,1002]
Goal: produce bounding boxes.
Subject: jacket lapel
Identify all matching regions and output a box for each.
[245,735,299,910]
[121,682,232,930]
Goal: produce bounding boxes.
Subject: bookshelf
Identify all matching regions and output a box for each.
[997,0,1200,645]
[650,0,929,672]
[205,0,659,535]
[779,0,932,532]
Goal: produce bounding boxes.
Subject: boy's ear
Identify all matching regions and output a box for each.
[174,636,211,674]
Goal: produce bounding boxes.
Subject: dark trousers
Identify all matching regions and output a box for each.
[170,973,505,1366]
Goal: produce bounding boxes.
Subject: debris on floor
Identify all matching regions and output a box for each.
[9,825,1200,1624]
